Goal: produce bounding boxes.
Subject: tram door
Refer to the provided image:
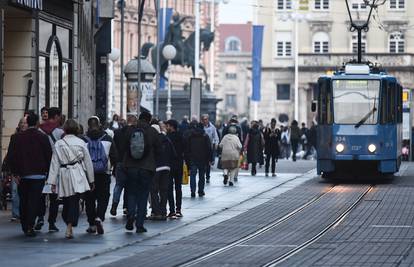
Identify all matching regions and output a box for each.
[0,9,3,163]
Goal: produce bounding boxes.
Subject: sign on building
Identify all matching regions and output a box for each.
[10,0,43,10]
[299,0,309,11]
[402,89,411,140]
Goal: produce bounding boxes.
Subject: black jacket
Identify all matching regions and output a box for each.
[246,128,263,164]
[123,120,162,172]
[185,128,212,165]
[263,127,281,156]
[155,133,177,170]
[114,126,133,163]
[167,131,185,170]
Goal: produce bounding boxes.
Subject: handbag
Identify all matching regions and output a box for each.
[182,163,189,185]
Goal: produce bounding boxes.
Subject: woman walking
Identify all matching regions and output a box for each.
[245,121,264,176]
[290,120,301,162]
[219,126,242,186]
[47,119,95,239]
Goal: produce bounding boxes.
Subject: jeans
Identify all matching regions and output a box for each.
[150,170,170,216]
[168,167,183,213]
[190,162,206,194]
[62,194,80,226]
[85,173,111,225]
[126,167,153,228]
[38,193,59,224]
[11,179,20,218]
[265,154,277,174]
[18,179,45,233]
[112,164,128,207]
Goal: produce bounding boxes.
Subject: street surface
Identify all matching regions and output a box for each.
[2,160,414,266]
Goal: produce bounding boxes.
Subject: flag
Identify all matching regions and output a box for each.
[138,0,146,23]
[252,25,264,101]
[158,8,173,89]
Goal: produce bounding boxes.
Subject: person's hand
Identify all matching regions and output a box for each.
[51,184,56,194]
[90,182,95,191]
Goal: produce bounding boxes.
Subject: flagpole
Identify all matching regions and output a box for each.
[137,0,144,116]
[253,0,258,121]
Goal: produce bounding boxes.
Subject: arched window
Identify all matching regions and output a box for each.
[225,36,242,52]
[389,32,404,53]
[351,32,366,53]
[38,20,72,117]
[313,32,329,53]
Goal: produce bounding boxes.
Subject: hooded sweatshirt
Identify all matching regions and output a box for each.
[39,121,64,147]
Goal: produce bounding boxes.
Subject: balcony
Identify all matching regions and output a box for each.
[299,53,414,70]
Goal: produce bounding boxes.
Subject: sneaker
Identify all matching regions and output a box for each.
[265,173,269,177]
[198,191,205,197]
[49,223,59,232]
[206,178,210,184]
[86,225,97,234]
[110,203,118,216]
[223,175,228,185]
[125,218,134,231]
[175,210,183,218]
[136,226,147,233]
[10,217,20,222]
[95,219,104,235]
[272,173,277,177]
[167,212,177,219]
[191,192,196,198]
[229,182,234,186]
[34,219,44,231]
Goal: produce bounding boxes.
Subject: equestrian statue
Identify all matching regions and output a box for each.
[141,13,215,83]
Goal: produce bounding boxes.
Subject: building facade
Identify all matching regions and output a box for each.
[255,0,414,126]
[111,0,218,118]
[0,0,113,160]
[217,23,252,122]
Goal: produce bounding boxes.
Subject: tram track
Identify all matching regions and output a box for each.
[178,184,374,267]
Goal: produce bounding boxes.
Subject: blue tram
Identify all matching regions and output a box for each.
[314,64,403,176]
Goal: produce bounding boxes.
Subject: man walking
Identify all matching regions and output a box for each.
[7,113,52,236]
[123,112,161,233]
[110,115,137,216]
[201,114,219,183]
[85,116,117,235]
[166,119,184,217]
[36,107,64,232]
[185,123,212,197]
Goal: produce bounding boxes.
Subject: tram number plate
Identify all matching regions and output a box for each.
[335,136,346,142]
[351,146,361,151]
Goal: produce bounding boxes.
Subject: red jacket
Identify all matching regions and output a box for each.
[7,128,52,177]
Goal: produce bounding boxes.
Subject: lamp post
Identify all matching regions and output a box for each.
[162,44,177,120]
[194,0,200,78]
[118,0,125,118]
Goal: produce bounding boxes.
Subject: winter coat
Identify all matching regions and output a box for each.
[123,120,162,172]
[290,125,301,141]
[219,134,242,169]
[167,131,185,171]
[155,133,177,172]
[185,128,212,165]
[47,135,95,198]
[7,128,52,177]
[86,129,118,175]
[263,127,281,156]
[245,128,264,164]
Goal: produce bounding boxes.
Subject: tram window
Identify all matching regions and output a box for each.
[397,85,403,123]
[381,80,388,124]
[388,82,396,123]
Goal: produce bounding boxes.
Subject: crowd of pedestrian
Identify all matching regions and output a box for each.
[0,108,317,239]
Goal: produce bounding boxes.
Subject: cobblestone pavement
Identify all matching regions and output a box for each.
[96,163,414,267]
[0,160,315,267]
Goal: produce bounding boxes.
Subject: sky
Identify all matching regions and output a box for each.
[219,0,253,24]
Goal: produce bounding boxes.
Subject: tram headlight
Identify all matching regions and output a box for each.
[336,144,345,153]
[368,144,376,153]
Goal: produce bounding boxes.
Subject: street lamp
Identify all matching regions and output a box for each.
[162,44,177,119]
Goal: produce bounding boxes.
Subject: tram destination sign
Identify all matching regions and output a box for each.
[9,0,43,10]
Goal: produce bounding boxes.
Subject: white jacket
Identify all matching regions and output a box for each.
[47,135,95,198]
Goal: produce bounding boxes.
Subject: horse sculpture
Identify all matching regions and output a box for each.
[141,28,215,82]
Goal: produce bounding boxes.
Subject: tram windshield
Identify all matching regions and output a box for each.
[333,79,380,125]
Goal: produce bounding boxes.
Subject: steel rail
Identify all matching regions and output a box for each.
[263,185,374,267]
[178,185,338,267]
